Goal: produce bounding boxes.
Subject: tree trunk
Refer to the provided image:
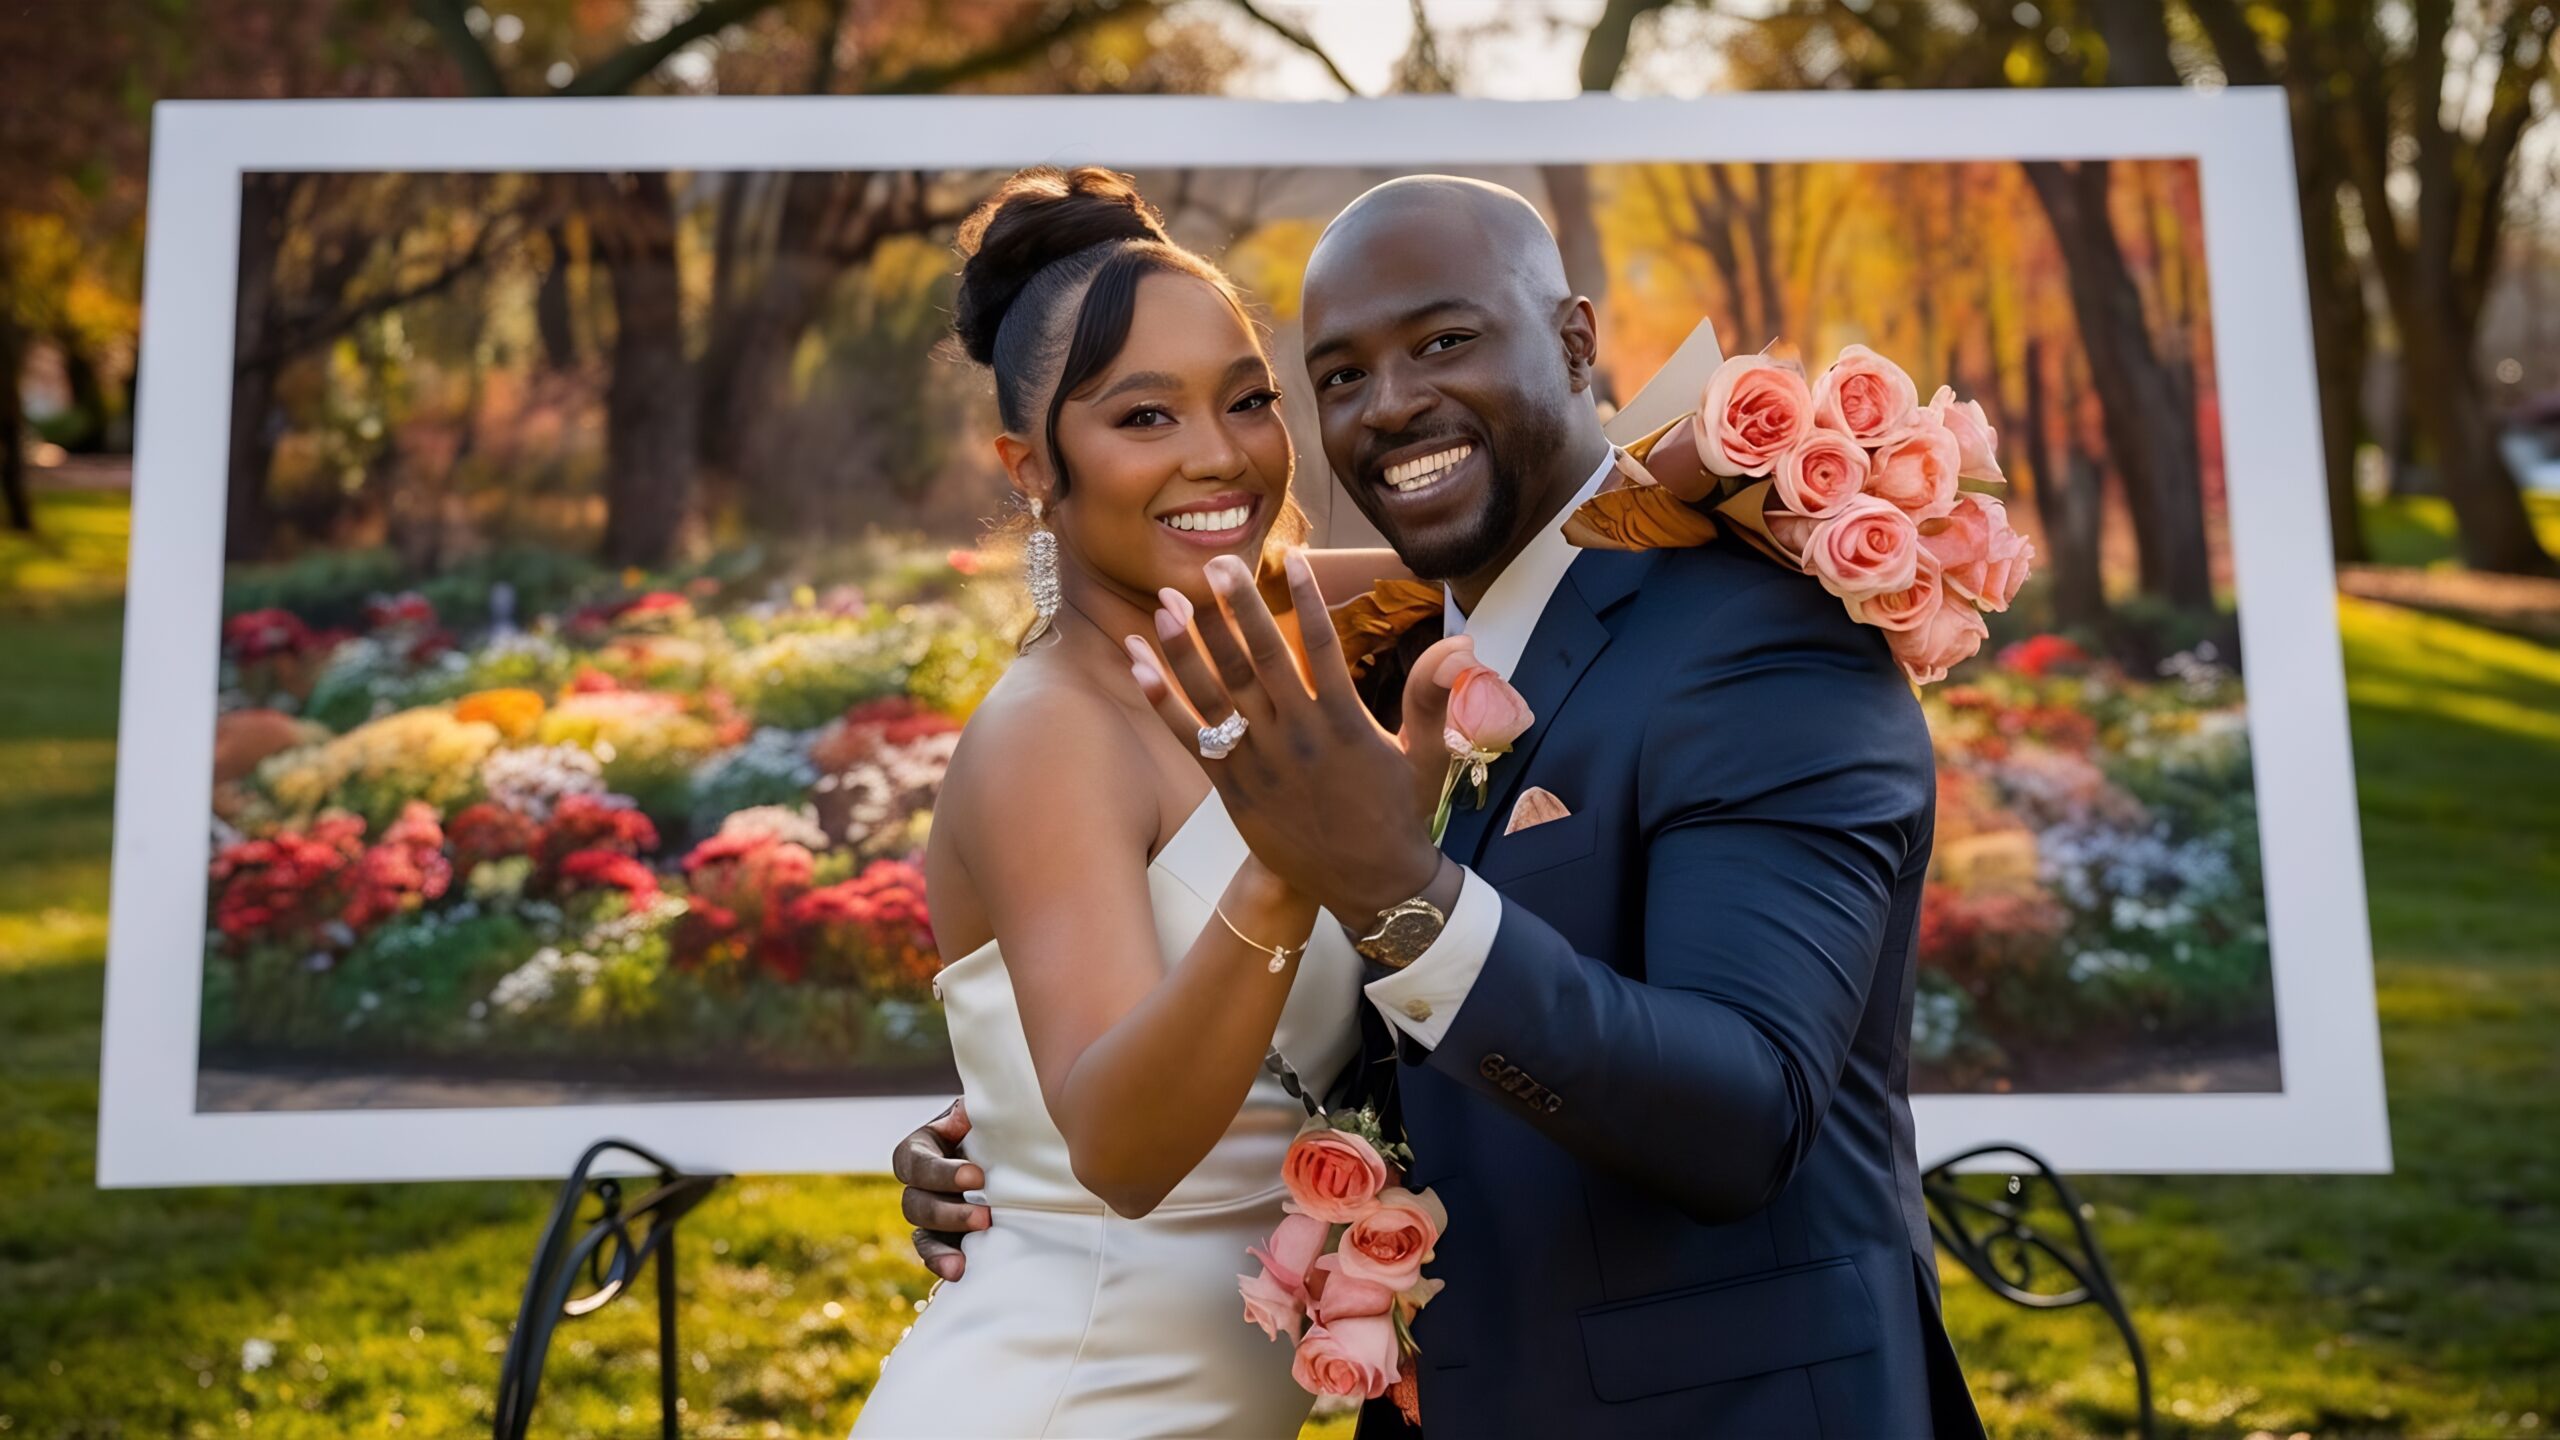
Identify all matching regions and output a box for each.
[224,174,290,564]
[534,223,578,372]
[1540,164,1618,407]
[595,174,695,569]
[2306,203,2370,566]
[1745,163,1786,348]
[2022,158,2215,612]
[2022,338,2107,631]
[2404,291,2552,574]
[0,250,30,534]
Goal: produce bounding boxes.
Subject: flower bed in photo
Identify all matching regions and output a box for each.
[200,547,1011,1105]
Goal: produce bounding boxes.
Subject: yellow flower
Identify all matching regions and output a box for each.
[454,688,546,740]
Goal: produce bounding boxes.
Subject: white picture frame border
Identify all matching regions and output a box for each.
[104,89,2389,1185]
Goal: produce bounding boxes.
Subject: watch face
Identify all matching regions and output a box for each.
[1374,908,1443,966]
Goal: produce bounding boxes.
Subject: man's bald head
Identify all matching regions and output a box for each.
[1296,174,1609,591]
[1306,175,1572,313]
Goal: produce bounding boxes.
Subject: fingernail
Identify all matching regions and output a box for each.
[1130,659,1162,690]
[1158,587,1193,623]
[972,1208,993,1230]
[1155,608,1183,641]
[935,1258,961,1281]
[1285,548,1312,582]
[1206,563,1238,595]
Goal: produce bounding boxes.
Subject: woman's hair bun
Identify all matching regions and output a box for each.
[951,166,1171,366]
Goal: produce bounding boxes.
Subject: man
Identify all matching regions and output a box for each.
[898,175,1983,1438]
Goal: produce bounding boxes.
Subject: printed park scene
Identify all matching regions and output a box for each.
[199,155,2270,1107]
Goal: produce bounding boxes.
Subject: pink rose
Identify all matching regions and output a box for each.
[1334,1186,1445,1292]
[1697,355,1815,476]
[1442,665,1533,758]
[1927,385,2005,484]
[1290,1315,1401,1400]
[1309,1253,1397,1323]
[1981,518,2034,613]
[1249,1210,1329,1286]
[1805,496,1921,602]
[1771,427,1871,520]
[1887,593,1991,686]
[1867,412,1961,521]
[1238,1267,1305,1342]
[1239,1210,1328,1340]
[1849,549,1943,634]
[1921,493,2034,612]
[1811,344,1919,444]
[1281,1127,1389,1224]
[1762,506,1822,569]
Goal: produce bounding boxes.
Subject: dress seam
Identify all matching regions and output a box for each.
[1037,1207,1113,1437]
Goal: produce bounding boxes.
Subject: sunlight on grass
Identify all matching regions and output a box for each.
[0,488,133,604]
[2360,492,2560,568]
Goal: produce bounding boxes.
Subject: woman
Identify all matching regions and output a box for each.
[850,168,1448,1438]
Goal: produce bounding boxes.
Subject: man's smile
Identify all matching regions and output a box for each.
[1384,443,1474,493]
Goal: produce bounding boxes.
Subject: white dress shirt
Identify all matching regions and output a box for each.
[1362,447,1618,1049]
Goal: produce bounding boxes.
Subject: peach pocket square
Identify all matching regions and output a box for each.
[1504,787,1572,836]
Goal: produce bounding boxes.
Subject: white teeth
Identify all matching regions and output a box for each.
[1385,444,1472,491]
[1161,504,1252,533]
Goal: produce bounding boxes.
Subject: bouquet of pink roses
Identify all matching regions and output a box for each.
[1239,1106,1446,1425]
[1567,342,2034,685]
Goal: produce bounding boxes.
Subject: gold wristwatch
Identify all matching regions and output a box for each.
[1353,894,1447,969]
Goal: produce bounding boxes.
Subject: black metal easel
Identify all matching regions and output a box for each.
[1924,1142,2155,1440]
[492,1138,728,1440]
[493,1133,2146,1439]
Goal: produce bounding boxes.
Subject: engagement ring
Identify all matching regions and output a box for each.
[1197,712,1249,759]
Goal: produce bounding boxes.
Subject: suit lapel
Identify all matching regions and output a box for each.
[1441,548,1657,864]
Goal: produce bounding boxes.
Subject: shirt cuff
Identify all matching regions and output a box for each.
[1361,868,1500,1051]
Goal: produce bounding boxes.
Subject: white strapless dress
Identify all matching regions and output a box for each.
[851,792,1364,1440]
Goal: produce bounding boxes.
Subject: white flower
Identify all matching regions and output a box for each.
[480,744,606,821]
[715,805,831,850]
[241,1338,277,1373]
[486,946,605,1016]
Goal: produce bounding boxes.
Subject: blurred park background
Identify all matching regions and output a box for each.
[4,1,2559,1437]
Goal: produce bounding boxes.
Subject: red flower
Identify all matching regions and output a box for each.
[362,592,439,632]
[208,811,369,948]
[674,830,817,982]
[341,802,452,931]
[567,666,624,694]
[447,802,537,871]
[536,794,659,874]
[222,609,318,663]
[1997,634,2088,680]
[811,697,961,774]
[790,858,939,999]
[556,848,661,907]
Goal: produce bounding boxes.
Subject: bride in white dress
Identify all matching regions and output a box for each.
[849,168,1443,1439]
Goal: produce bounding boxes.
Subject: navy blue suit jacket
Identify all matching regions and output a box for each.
[1348,541,1982,1439]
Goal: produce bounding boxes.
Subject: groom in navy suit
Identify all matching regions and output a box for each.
[900,175,1982,1438]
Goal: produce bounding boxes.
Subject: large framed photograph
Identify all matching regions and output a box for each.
[101,90,2388,1184]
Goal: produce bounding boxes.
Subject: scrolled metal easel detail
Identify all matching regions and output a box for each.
[493,1138,728,1440]
[1924,1143,2154,1440]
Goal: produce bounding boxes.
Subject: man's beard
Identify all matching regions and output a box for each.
[1389,463,1522,581]
[1378,402,1570,582]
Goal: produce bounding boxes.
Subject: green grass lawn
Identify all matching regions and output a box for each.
[3,489,2556,1438]
[2360,491,2560,568]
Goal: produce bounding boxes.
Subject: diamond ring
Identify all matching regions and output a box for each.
[1197,712,1249,760]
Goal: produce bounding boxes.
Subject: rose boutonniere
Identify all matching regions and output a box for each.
[1240,1100,1447,1425]
[1430,664,1533,842]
